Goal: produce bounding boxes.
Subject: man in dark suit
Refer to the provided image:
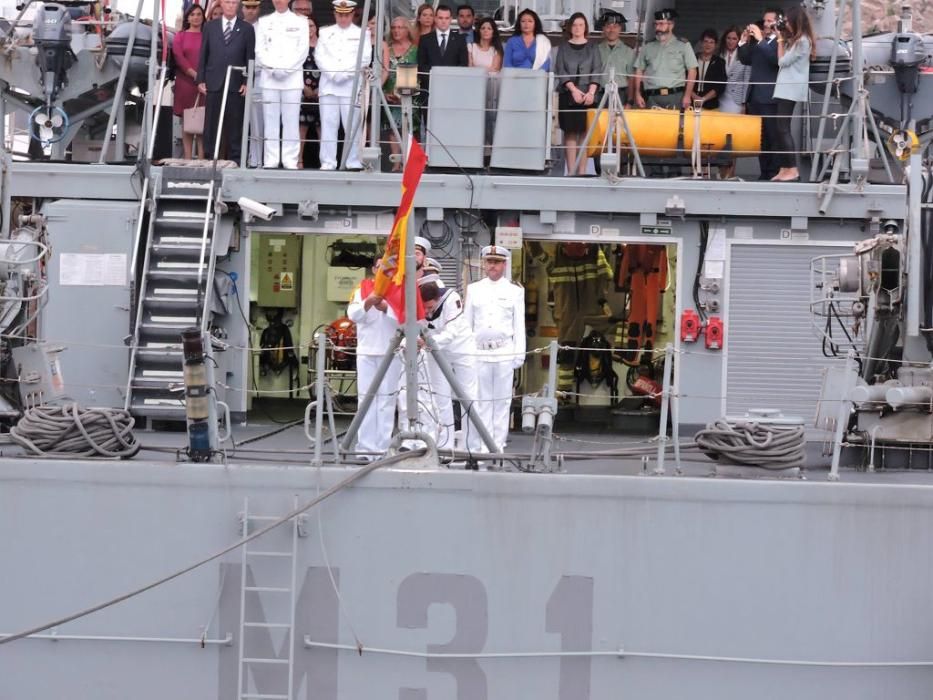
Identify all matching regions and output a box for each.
[197,0,256,162]
[738,8,780,180]
[416,3,468,94]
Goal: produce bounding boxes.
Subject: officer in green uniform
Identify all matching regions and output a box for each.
[633,9,697,110]
[597,12,635,104]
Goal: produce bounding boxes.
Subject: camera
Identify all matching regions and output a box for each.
[237,197,277,221]
[774,14,787,32]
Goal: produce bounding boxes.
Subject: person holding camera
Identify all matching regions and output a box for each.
[771,5,814,181]
[737,8,781,179]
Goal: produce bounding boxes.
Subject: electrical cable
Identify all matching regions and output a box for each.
[0,448,427,647]
[694,221,709,322]
[419,219,454,251]
[821,299,862,373]
[9,403,140,458]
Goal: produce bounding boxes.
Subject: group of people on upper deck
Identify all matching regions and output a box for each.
[172,0,815,181]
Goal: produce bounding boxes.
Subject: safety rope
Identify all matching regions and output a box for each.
[9,403,140,459]
[694,418,806,471]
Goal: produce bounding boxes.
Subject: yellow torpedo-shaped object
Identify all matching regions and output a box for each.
[586,108,763,158]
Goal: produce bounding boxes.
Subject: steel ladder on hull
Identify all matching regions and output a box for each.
[237,496,304,700]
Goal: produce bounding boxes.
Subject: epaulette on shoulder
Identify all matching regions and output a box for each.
[511,279,523,288]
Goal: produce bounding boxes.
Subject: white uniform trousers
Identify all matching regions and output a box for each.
[469,360,514,453]
[248,87,264,168]
[319,93,362,169]
[262,88,301,168]
[427,352,478,450]
[355,352,400,456]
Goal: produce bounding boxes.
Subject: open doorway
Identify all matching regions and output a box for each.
[520,239,679,435]
[247,232,381,423]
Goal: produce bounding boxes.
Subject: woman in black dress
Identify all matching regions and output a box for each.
[553,12,603,175]
[299,16,321,169]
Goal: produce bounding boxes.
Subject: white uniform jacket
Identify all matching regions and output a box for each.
[464,276,525,367]
[347,285,398,358]
[315,23,371,97]
[426,288,474,355]
[255,10,309,91]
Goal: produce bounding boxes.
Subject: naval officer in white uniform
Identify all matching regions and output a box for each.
[347,259,401,459]
[314,0,371,170]
[255,0,309,168]
[463,245,525,453]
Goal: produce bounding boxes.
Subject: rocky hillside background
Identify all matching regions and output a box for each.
[860,0,929,34]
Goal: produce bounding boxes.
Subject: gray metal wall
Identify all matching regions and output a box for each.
[40,199,138,409]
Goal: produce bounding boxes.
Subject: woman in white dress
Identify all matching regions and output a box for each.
[469,18,503,155]
[468,18,503,72]
[718,25,750,114]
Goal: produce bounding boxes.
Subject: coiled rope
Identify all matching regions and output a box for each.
[694,419,806,471]
[9,403,140,458]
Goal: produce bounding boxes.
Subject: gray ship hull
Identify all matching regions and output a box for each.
[2,458,931,699]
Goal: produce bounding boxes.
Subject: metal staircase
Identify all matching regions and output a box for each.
[125,167,219,420]
[237,497,303,700]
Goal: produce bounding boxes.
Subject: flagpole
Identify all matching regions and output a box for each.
[403,186,418,431]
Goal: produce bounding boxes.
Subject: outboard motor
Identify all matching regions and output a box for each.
[33,3,74,107]
[891,33,925,95]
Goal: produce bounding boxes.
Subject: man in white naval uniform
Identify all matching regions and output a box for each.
[463,245,525,453]
[241,0,264,167]
[314,0,370,170]
[420,267,477,451]
[256,0,308,168]
[347,261,401,459]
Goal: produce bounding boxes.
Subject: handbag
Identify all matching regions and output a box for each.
[183,96,205,135]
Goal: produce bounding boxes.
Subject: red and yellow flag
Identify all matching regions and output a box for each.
[372,138,428,322]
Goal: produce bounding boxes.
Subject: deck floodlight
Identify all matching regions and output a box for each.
[396,63,418,96]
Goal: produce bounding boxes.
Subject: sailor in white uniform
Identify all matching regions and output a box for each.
[463,245,525,453]
[242,0,264,168]
[255,0,309,168]
[347,261,401,458]
[314,0,371,170]
[420,261,477,451]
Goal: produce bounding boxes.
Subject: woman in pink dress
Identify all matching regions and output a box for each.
[172,3,205,159]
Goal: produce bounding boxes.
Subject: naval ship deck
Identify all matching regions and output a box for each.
[0,401,927,484]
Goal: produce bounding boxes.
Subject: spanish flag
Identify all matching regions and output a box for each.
[372,137,428,322]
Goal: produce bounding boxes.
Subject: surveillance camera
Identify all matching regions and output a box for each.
[237,197,277,222]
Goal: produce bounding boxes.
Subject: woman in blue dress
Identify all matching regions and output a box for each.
[503,9,551,71]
